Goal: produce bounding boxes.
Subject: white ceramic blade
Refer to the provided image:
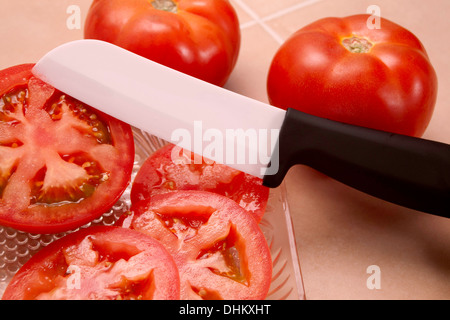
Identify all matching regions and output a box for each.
[32,40,285,178]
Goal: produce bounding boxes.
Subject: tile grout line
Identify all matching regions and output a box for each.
[234,0,323,43]
[239,20,258,29]
[260,0,323,23]
[232,0,285,44]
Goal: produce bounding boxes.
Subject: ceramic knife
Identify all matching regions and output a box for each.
[32,40,450,218]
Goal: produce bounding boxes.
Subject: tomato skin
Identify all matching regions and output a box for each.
[2,226,180,300]
[84,0,241,87]
[0,64,31,93]
[130,143,269,222]
[120,191,272,300]
[0,64,135,234]
[267,15,438,137]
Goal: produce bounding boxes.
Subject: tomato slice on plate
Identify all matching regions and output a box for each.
[120,190,272,300]
[1,226,180,300]
[130,143,269,222]
[0,64,135,234]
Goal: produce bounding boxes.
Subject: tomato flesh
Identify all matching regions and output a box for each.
[0,64,135,234]
[1,226,180,300]
[121,191,272,300]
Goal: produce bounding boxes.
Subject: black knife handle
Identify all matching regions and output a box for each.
[263,108,450,218]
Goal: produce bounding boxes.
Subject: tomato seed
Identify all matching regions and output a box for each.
[81,162,91,169]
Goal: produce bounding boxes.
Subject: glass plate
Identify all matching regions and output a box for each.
[0,128,305,300]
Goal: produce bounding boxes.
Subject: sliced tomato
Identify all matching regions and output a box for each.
[2,226,180,300]
[0,64,135,234]
[130,143,269,222]
[120,190,272,300]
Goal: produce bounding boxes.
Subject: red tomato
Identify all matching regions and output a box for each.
[0,64,135,234]
[130,143,269,222]
[120,191,272,300]
[84,0,241,87]
[2,226,180,300]
[267,14,438,137]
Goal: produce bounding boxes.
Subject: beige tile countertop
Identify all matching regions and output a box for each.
[1,0,449,300]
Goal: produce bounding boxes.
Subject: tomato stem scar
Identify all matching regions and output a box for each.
[342,36,373,53]
[151,0,177,13]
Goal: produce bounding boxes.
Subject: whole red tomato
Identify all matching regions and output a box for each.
[267,14,438,137]
[84,0,241,87]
